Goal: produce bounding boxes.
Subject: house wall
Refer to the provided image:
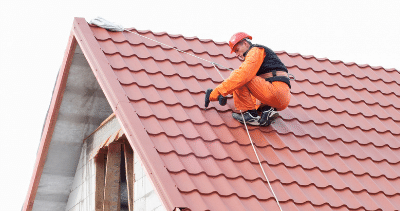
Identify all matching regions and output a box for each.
[65,142,95,211]
[65,115,165,211]
[31,43,114,211]
[65,116,120,211]
[134,153,165,211]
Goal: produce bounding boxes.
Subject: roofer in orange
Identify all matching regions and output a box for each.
[206,32,291,126]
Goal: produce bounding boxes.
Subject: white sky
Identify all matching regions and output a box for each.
[0,0,399,210]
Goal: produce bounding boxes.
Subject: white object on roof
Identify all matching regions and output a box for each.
[89,17,124,32]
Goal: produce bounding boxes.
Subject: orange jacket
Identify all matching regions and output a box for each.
[210,47,265,100]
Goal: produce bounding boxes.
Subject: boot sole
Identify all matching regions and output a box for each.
[233,116,260,126]
[237,120,260,126]
[259,112,280,126]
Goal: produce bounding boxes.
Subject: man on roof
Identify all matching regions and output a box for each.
[206,32,291,126]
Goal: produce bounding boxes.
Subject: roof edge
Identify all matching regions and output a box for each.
[72,17,187,210]
[72,18,129,110]
[116,102,188,210]
[22,30,77,211]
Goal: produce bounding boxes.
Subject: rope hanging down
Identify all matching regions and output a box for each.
[90,17,283,211]
[240,112,283,211]
[216,68,283,211]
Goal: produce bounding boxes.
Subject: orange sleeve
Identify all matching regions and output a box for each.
[209,88,220,101]
[215,47,265,96]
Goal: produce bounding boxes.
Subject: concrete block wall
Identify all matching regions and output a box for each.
[65,114,166,211]
[65,143,96,211]
[134,153,165,211]
[65,116,120,211]
[65,145,165,211]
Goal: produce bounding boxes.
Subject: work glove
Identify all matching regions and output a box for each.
[204,88,227,109]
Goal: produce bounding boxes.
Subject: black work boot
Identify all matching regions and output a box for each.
[259,106,279,126]
[232,110,260,126]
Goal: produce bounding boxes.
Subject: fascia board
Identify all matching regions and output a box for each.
[23,31,77,211]
[72,17,188,210]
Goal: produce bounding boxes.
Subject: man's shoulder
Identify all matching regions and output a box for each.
[253,44,273,52]
[249,45,268,57]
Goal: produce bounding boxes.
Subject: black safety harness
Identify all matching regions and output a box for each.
[243,44,293,88]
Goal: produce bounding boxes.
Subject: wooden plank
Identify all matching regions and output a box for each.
[95,153,106,211]
[124,142,134,211]
[103,143,121,211]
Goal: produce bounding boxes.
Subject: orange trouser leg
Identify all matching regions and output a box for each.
[233,76,291,111]
[233,85,257,111]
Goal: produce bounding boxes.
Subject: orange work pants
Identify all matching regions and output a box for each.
[232,76,291,111]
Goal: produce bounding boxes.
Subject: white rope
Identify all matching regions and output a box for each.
[210,63,282,211]
[109,22,283,210]
[124,29,234,71]
[240,112,283,211]
[211,63,226,82]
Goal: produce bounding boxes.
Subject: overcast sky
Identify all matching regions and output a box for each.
[1,0,399,210]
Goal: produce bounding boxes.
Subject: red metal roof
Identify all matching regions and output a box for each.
[27,17,400,210]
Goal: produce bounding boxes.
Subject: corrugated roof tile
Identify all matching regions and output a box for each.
[324,154,352,173]
[114,68,136,84]
[75,22,400,210]
[373,193,399,211]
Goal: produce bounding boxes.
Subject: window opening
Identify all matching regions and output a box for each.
[95,140,134,211]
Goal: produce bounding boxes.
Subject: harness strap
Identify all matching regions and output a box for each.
[265,76,291,89]
[272,70,277,77]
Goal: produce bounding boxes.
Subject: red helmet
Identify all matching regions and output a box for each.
[229,32,252,54]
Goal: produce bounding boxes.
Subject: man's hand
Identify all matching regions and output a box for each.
[209,88,221,101]
[205,88,227,109]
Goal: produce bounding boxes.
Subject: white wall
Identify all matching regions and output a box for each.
[134,153,165,211]
[65,114,166,211]
[65,142,96,211]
